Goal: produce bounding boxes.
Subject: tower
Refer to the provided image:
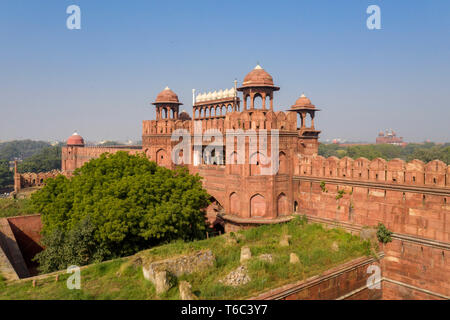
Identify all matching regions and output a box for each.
[152,87,183,120]
[142,87,184,169]
[288,94,321,156]
[62,132,85,173]
[237,64,280,110]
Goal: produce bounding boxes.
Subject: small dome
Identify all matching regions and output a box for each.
[153,86,182,104]
[242,64,275,87]
[67,132,85,146]
[378,131,385,136]
[179,110,191,121]
[295,94,311,106]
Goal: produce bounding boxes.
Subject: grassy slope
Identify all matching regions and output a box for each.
[0,198,36,218]
[0,218,372,300]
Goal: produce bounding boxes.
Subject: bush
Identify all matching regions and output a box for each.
[376,223,393,244]
[31,152,210,272]
[34,216,110,274]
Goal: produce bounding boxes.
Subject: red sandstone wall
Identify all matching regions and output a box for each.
[7,215,43,275]
[62,146,143,173]
[295,155,449,299]
[381,239,449,297]
[382,280,444,300]
[297,179,448,243]
[252,256,382,300]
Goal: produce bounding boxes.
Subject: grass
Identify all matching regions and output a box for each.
[0,217,373,300]
[0,198,36,218]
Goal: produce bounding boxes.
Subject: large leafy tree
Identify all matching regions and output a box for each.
[32,151,210,272]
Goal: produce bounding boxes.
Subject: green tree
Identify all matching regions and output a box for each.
[0,160,13,189]
[31,152,210,272]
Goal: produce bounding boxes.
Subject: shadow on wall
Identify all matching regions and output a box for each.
[0,215,43,278]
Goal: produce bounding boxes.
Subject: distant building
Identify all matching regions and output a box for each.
[376,129,406,146]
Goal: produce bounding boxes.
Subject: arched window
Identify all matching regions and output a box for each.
[229,192,240,215]
[250,194,266,217]
[278,151,288,174]
[277,193,289,216]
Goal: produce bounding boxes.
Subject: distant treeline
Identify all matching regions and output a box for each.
[318,143,450,165]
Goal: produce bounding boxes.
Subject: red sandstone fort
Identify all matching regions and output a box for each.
[11,65,450,299]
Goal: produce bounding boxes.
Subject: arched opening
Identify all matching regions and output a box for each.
[229,192,240,215]
[277,193,289,216]
[294,201,299,213]
[206,197,225,235]
[250,194,266,217]
[227,104,232,113]
[245,95,250,109]
[305,112,311,128]
[230,152,240,174]
[265,94,271,109]
[253,94,263,109]
[297,113,302,129]
[278,151,288,174]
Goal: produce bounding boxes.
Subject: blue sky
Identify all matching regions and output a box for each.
[0,0,449,143]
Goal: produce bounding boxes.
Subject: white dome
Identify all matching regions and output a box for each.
[206,92,212,100]
[218,89,223,99]
[212,90,217,100]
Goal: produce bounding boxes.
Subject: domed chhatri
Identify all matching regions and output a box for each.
[241,64,278,88]
[153,86,182,105]
[291,93,315,109]
[67,132,85,146]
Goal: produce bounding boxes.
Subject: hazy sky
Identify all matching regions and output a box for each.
[1,0,449,143]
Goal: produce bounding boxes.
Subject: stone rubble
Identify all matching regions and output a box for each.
[219,265,251,287]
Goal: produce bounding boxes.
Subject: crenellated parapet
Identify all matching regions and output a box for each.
[297,155,450,188]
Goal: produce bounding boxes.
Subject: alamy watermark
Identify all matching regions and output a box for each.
[66,5,81,30]
[67,265,81,290]
[366,264,381,289]
[367,5,381,30]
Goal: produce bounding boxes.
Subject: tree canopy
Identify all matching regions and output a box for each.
[17,146,62,173]
[0,160,13,190]
[0,140,52,161]
[32,151,210,272]
[319,143,450,164]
